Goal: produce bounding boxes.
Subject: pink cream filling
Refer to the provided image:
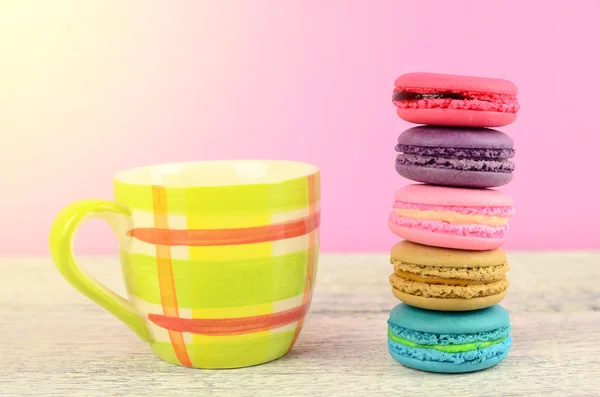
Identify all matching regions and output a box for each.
[393,201,515,217]
[393,88,519,113]
[388,211,508,239]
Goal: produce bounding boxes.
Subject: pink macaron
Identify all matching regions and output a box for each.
[388,184,515,250]
[392,72,519,127]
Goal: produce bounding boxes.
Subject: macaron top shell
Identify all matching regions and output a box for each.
[394,184,514,207]
[394,72,518,96]
[390,240,506,268]
[389,304,510,334]
[397,126,514,149]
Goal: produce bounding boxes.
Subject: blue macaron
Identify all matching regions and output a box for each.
[387,303,511,373]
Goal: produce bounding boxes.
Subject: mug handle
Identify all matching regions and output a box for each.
[49,199,150,342]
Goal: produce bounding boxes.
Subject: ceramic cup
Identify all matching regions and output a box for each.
[49,160,320,368]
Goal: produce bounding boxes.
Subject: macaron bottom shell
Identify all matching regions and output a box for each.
[396,107,517,128]
[391,288,508,311]
[395,164,513,188]
[388,222,506,251]
[388,347,509,374]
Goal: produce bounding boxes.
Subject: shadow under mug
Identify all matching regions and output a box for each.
[49,160,320,368]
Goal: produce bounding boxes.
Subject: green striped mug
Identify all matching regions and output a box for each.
[50,160,320,368]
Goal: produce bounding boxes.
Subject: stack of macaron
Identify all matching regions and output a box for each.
[386,72,519,373]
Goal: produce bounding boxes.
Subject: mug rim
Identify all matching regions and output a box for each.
[114,159,320,188]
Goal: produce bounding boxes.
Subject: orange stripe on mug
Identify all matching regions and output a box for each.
[128,212,320,246]
[147,303,309,336]
[152,186,193,368]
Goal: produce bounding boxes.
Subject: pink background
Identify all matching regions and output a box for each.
[2,1,600,255]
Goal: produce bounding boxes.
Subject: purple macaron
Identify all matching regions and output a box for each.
[395,126,515,188]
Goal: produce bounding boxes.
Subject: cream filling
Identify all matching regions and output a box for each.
[394,209,508,226]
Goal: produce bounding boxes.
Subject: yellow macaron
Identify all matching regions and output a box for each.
[389,240,509,311]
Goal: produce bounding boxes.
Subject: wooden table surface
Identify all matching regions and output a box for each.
[1,252,600,396]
